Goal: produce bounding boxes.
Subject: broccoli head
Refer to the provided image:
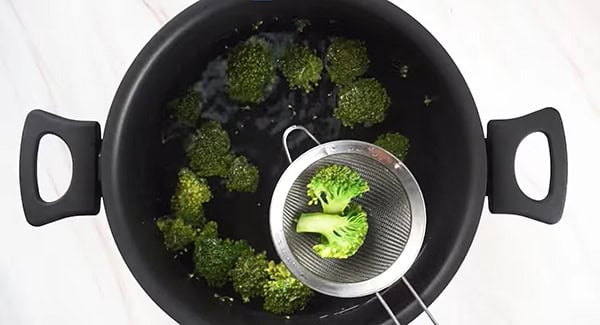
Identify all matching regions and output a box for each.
[296,203,368,259]
[186,121,234,177]
[227,37,276,104]
[326,38,369,85]
[333,78,391,127]
[229,251,269,303]
[306,164,369,214]
[168,88,202,127]
[225,155,259,193]
[280,44,323,92]
[156,217,198,252]
[198,220,219,241]
[194,237,253,288]
[263,261,313,315]
[170,168,211,227]
[374,132,410,161]
[294,19,311,33]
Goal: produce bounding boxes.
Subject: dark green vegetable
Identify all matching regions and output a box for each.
[306,164,369,214]
[186,121,234,177]
[198,220,219,241]
[294,19,311,33]
[170,168,211,227]
[263,261,313,315]
[156,217,198,252]
[194,236,253,288]
[168,89,202,127]
[326,38,369,85]
[296,203,368,259]
[230,251,270,303]
[280,45,323,92]
[225,155,259,193]
[424,95,434,107]
[374,132,410,161]
[226,37,276,104]
[333,78,391,127]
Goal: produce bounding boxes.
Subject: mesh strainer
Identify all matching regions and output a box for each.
[270,126,438,325]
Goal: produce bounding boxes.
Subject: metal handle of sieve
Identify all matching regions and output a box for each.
[282,125,321,163]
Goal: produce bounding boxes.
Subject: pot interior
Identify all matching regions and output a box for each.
[103,0,485,324]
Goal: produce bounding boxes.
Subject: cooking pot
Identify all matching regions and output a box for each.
[18,0,568,324]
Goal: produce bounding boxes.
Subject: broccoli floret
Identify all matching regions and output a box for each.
[333,78,391,127]
[170,168,211,227]
[194,237,253,288]
[230,251,269,303]
[168,88,202,127]
[186,121,234,177]
[306,164,369,214]
[263,261,313,315]
[280,45,323,92]
[374,132,410,161]
[227,37,276,104]
[198,220,219,241]
[296,203,368,259]
[294,19,311,33]
[225,156,259,193]
[156,217,198,252]
[326,38,369,85]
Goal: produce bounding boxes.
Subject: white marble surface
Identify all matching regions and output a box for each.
[1,0,599,324]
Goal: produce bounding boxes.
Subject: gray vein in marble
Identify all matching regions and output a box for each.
[142,0,169,24]
[5,0,59,113]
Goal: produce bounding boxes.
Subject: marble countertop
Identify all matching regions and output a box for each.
[1,0,599,324]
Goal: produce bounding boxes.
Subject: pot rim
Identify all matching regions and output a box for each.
[101,0,487,323]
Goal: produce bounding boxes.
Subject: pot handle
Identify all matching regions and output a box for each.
[19,110,101,226]
[486,107,567,224]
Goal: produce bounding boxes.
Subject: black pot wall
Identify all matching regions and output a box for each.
[101,0,486,324]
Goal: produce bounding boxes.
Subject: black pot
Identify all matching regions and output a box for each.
[19,0,568,324]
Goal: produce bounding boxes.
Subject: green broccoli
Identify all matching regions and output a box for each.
[280,44,323,92]
[326,38,369,85]
[333,78,391,128]
[225,155,259,193]
[229,251,270,303]
[194,237,253,288]
[198,220,219,241]
[186,121,234,177]
[374,132,410,161]
[306,164,369,214]
[156,217,198,252]
[296,203,368,259]
[168,88,202,127]
[227,37,276,104]
[170,168,211,227]
[294,19,311,33]
[263,261,313,315]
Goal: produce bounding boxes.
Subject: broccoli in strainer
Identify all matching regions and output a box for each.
[297,164,370,259]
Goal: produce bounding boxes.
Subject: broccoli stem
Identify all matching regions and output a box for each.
[322,200,351,215]
[296,213,348,239]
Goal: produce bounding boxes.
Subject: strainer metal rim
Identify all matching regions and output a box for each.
[270,140,426,298]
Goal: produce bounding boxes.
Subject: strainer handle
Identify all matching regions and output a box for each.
[282,125,321,163]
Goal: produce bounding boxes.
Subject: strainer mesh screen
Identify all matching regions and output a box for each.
[282,153,412,284]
